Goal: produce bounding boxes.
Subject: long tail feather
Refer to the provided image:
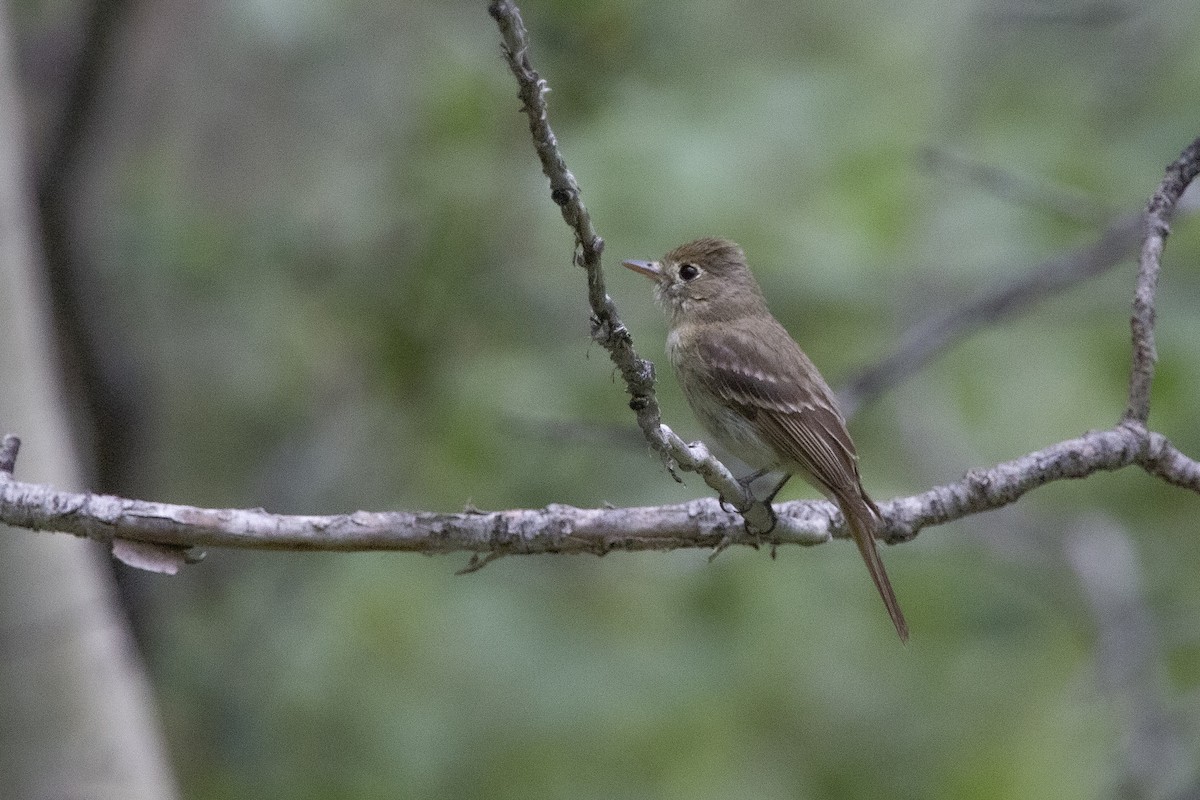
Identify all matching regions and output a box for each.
[840,495,909,643]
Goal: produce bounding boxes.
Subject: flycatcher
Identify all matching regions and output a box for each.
[623,237,908,642]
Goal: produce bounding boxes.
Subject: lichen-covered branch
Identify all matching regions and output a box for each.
[1140,431,1200,493]
[487,0,772,527]
[2,424,1196,556]
[486,1,654,443]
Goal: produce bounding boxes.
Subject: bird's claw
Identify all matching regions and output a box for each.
[718,476,759,515]
[742,500,778,538]
[718,493,747,514]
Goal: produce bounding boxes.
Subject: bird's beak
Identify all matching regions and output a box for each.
[622,259,663,282]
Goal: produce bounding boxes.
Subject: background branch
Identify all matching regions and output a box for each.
[1065,517,1192,798]
[32,0,143,490]
[916,147,1110,223]
[0,7,177,790]
[839,212,1141,415]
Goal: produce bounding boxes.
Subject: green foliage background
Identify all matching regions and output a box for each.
[13,0,1200,797]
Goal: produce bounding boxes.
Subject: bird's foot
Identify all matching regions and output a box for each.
[743,500,778,538]
[718,474,761,515]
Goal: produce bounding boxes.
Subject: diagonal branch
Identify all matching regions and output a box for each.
[487,0,652,440]
[487,0,774,532]
[839,213,1142,416]
[1140,431,1200,492]
[917,147,1110,224]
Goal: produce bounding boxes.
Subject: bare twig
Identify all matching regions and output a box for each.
[0,475,817,553]
[918,147,1109,223]
[0,423,1195,555]
[1125,136,1200,423]
[487,0,650,435]
[1141,431,1200,492]
[487,0,774,531]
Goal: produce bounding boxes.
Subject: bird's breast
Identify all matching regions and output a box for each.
[665,323,780,472]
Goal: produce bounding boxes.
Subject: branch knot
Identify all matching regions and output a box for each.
[1117,418,1151,453]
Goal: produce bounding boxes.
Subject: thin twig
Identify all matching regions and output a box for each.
[1125,136,1200,423]
[487,0,652,438]
[487,0,773,530]
[1141,431,1200,493]
[918,147,1109,223]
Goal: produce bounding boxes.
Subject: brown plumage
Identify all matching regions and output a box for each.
[623,237,908,642]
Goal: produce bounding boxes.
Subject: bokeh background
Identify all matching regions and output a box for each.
[5,0,1200,797]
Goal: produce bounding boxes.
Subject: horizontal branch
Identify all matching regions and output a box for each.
[3,425,1195,558]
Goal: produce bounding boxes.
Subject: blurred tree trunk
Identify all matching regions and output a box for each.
[0,8,178,800]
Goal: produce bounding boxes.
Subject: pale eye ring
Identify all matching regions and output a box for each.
[678,263,700,281]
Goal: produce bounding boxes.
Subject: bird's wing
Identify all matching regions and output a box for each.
[694,323,864,498]
[696,324,905,640]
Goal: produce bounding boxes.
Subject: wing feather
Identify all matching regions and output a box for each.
[684,320,906,640]
[694,323,862,497]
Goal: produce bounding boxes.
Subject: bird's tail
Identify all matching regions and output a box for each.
[840,493,909,643]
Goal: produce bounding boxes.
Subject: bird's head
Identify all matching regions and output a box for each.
[622,237,767,324]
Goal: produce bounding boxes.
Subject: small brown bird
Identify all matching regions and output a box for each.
[623,237,908,642]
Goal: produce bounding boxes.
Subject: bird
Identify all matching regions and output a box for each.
[623,237,908,641]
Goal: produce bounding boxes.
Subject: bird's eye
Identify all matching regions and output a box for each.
[678,263,700,281]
